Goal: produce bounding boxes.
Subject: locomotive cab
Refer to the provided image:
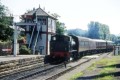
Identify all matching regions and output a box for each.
[50,35,75,61]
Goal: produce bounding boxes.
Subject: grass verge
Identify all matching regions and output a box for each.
[69,72,83,80]
[92,56,120,80]
[95,75,115,80]
[69,56,120,80]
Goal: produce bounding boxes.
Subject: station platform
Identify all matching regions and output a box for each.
[0,55,44,62]
[0,55,45,77]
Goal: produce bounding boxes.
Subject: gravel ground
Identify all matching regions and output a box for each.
[56,52,112,80]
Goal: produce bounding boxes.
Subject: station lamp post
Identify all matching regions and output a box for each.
[13,14,25,57]
[13,22,18,57]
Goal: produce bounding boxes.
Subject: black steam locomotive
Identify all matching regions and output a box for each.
[49,35,113,62]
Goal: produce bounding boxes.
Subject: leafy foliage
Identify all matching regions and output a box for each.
[88,22,99,39]
[109,34,117,42]
[0,2,13,41]
[56,21,66,35]
[88,21,110,40]
[19,45,31,54]
[69,72,83,80]
[67,21,117,43]
[67,28,88,37]
[114,35,120,45]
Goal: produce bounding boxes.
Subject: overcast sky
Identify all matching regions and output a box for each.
[1,0,120,35]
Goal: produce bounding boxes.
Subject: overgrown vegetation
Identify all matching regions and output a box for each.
[0,1,13,41]
[67,21,117,43]
[69,72,83,80]
[95,75,115,80]
[19,45,31,55]
[67,29,88,37]
[87,63,96,71]
[70,56,120,80]
[88,21,110,40]
[56,21,66,35]
[94,57,119,80]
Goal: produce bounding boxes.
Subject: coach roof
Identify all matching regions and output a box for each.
[93,39,106,42]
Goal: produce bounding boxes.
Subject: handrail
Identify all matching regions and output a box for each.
[28,25,35,48]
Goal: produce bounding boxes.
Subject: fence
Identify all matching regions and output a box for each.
[114,46,120,55]
[0,42,12,56]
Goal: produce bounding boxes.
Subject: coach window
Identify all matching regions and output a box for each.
[99,42,101,47]
[83,42,85,46]
[96,42,98,47]
[81,41,85,46]
[79,42,81,46]
[86,42,89,46]
[80,41,84,47]
[84,41,86,46]
[86,42,88,46]
[98,43,100,48]
[79,42,80,46]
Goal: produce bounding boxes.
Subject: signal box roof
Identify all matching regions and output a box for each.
[22,7,57,20]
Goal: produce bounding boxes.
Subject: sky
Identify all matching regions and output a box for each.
[1,0,120,35]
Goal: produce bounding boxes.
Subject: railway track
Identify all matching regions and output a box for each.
[34,52,111,80]
[17,63,65,80]
[0,61,64,80]
[0,52,112,80]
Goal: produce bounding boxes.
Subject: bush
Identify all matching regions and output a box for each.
[19,45,31,55]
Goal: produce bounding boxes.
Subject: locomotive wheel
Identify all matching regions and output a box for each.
[44,55,51,64]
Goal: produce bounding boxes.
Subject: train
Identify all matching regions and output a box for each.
[48,34,113,62]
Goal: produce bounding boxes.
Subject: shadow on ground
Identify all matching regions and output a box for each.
[77,71,120,80]
[98,63,120,68]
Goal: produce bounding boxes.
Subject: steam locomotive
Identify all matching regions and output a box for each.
[49,35,113,62]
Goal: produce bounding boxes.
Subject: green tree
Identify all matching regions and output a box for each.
[88,21,110,40]
[0,1,13,41]
[56,21,66,35]
[67,28,88,37]
[88,21,100,39]
[115,35,120,45]
[109,34,117,42]
[99,24,110,40]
